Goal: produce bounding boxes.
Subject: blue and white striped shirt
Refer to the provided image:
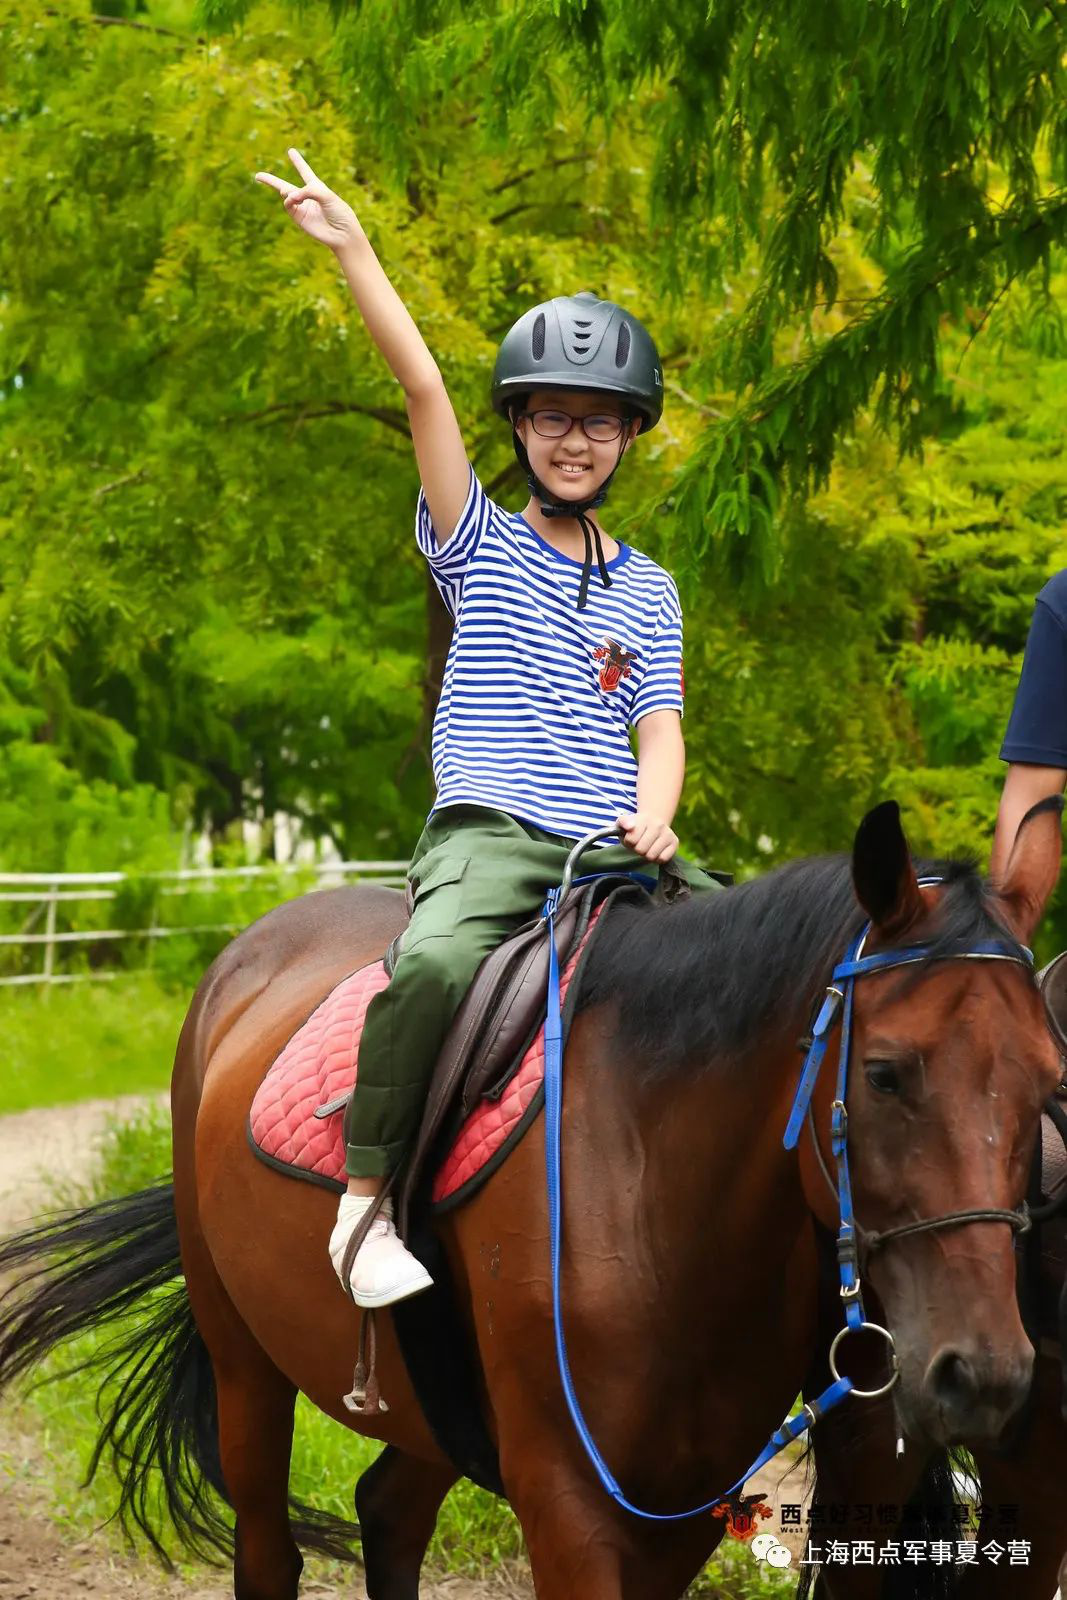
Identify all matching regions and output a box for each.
[416,468,685,841]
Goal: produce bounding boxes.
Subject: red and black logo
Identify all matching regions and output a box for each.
[710,1493,774,1542]
[592,636,637,693]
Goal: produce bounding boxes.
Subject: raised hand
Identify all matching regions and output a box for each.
[253,142,472,546]
[253,147,363,252]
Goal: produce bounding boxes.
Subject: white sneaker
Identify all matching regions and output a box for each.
[328,1194,434,1309]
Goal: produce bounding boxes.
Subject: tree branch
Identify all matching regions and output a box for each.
[489,152,590,196]
[489,202,537,226]
[663,380,727,420]
[92,467,150,499]
[43,7,200,43]
[954,277,1014,372]
[221,399,412,438]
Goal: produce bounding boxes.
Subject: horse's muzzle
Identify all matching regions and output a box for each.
[919,1339,1034,1446]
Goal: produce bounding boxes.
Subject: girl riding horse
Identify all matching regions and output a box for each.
[253,147,722,1308]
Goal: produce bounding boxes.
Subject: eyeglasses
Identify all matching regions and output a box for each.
[518,408,631,443]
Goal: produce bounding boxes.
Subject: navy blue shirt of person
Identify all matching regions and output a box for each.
[1001,571,1067,767]
[992,570,1067,881]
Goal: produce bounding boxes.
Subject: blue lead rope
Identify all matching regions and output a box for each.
[542,867,1031,1521]
[541,886,852,1522]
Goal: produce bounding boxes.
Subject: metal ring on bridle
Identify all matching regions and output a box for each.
[828,1321,900,1399]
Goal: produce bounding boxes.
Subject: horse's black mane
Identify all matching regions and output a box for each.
[574,852,1027,1076]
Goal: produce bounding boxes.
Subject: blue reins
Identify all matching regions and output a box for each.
[540,871,1033,1521]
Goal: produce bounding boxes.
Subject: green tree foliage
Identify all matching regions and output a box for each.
[3,0,1067,959]
[661,254,1067,935]
[197,0,1067,578]
[0,0,716,864]
[871,271,1067,881]
[3,0,429,854]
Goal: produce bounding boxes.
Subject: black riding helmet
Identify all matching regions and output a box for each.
[491,292,663,610]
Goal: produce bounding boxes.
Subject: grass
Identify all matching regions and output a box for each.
[3,1094,796,1597]
[0,976,185,1114]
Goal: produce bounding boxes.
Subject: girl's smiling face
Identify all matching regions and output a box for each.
[514,387,641,502]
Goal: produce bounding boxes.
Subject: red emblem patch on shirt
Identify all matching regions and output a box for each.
[592,636,637,693]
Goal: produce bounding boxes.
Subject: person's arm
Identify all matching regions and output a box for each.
[618,579,687,860]
[991,583,1067,882]
[254,147,470,542]
[991,763,1067,881]
[617,710,684,861]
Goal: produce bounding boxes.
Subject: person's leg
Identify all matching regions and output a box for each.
[339,805,568,1175]
[343,877,468,1179]
[330,825,488,1305]
[331,808,574,1305]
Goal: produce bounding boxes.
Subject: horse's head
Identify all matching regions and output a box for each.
[813,796,1063,1448]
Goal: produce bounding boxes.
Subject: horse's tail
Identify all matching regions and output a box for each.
[0,1181,358,1566]
[793,1442,961,1599]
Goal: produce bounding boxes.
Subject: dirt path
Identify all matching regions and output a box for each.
[0,1097,537,1597]
[0,1097,809,1598]
[0,1402,530,1600]
[0,1094,167,1234]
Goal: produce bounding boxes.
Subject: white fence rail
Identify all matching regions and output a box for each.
[0,861,409,987]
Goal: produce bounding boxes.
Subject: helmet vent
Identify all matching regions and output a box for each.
[614,321,631,368]
[532,312,546,361]
[574,319,592,327]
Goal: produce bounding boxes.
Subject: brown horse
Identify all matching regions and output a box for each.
[793,802,1067,1600]
[0,797,1061,1600]
[799,1339,1067,1599]
[798,1119,1067,1599]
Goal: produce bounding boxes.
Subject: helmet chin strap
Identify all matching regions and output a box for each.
[514,429,629,612]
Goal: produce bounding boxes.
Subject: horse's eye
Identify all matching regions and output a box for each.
[865,1060,901,1095]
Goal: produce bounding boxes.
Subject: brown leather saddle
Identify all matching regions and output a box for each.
[393,854,698,1233]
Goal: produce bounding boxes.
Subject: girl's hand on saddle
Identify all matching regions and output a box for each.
[616,811,679,863]
[253,148,363,253]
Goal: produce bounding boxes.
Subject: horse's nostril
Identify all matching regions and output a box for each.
[922,1343,1033,1442]
[927,1348,979,1411]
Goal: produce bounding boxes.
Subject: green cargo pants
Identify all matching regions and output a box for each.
[343,803,724,1178]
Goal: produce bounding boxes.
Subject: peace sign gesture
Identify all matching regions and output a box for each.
[253,148,363,253]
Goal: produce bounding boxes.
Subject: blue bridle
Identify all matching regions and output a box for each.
[540,868,1034,1522]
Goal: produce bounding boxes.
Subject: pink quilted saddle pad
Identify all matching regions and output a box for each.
[248,912,599,1207]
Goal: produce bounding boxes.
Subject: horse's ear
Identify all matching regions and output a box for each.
[994,793,1064,945]
[852,801,924,937]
